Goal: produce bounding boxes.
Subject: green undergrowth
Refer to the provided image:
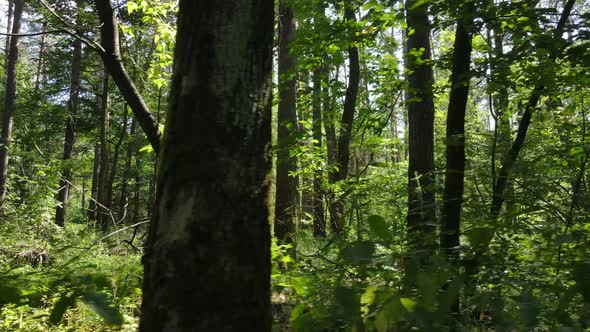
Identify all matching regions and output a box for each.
[0,217,144,331]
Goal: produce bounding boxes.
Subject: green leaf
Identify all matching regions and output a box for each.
[400,297,417,312]
[367,215,391,243]
[49,294,77,325]
[81,291,123,326]
[127,1,138,14]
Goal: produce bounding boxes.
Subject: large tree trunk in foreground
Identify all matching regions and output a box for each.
[139,0,273,330]
[404,0,436,278]
[55,32,83,227]
[275,0,299,245]
[0,0,23,214]
[94,0,161,153]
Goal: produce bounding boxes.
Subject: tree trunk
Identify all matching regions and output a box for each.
[275,0,299,245]
[4,0,13,64]
[88,143,100,220]
[97,73,111,229]
[404,0,437,275]
[34,21,48,91]
[139,0,273,330]
[312,68,326,237]
[118,119,136,221]
[107,103,129,222]
[441,0,474,263]
[329,4,360,234]
[0,0,23,214]
[94,0,161,153]
[55,30,83,227]
[440,0,475,319]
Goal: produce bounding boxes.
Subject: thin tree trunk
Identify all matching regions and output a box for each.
[4,0,13,63]
[275,0,299,245]
[0,0,23,214]
[404,0,437,278]
[440,0,475,319]
[107,103,129,221]
[55,31,83,227]
[466,0,576,280]
[312,68,326,237]
[94,0,161,153]
[88,143,100,220]
[329,4,360,234]
[97,73,111,229]
[34,22,48,91]
[139,0,273,329]
[118,119,135,221]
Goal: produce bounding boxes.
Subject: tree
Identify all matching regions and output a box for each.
[139,0,274,330]
[440,0,475,318]
[0,0,23,214]
[276,0,299,245]
[55,1,83,226]
[328,2,360,234]
[94,0,161,153]
[404,0,437,271]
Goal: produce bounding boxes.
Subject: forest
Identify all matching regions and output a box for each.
[0,0,588,330]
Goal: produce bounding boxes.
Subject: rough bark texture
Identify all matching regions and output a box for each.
[94,0,161,153]
[405,0,437,266]
[55,31,83,227]
[139,1,273,330]
[0,0,23,213]
[97,74,111,229]
[275,1,299,244]
[4,0,13,63]
[441,1,474,262]
[329,4,360,234]
[312,68,326,237]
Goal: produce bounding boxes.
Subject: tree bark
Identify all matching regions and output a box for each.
[139,1,273,330]
[93,0,161,153]
[55,27,83,227]
[441,0,475,263]
[329,4,360,234]
[312,68,326,237]
[4,0,13,63]
[275,0,299,245]
[118,119,135,221]
[0,0,23,214]
[440,0,475,319]
[404,0,437,274]
[96,73,111,229]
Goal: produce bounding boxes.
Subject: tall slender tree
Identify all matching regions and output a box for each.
[139,0,274,330]
[404,0,437,274]
[276,0,299,245]
[0,0,23,214]
[55,2,83,226]
[328,3,360,234]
